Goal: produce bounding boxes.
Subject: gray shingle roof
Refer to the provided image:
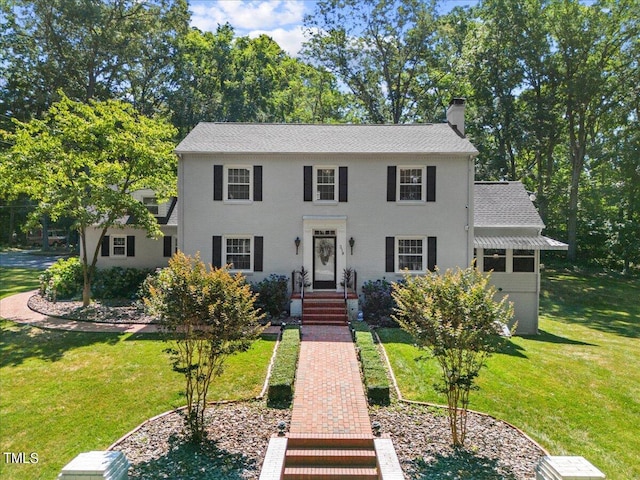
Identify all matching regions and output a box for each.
[474,181,545,228]
[474,235,567,250]
[175,123,479,155]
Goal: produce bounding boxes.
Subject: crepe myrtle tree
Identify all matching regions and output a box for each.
[392,266,514,447]
[2,94,177,305]
[144,252,265,443]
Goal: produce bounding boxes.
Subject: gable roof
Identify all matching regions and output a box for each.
[175,123,479,155]
[474,181,545,228]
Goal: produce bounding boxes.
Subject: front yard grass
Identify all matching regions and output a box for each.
[0,267,40,299]
[378,268,639,480]
[0,320,276,480]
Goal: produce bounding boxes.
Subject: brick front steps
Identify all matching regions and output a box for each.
[302,293,348,326]
[283,434,378,480]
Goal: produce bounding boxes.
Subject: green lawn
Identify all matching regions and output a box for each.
[0,267,277,480]
[0,267,41,299]
[379,268,639,480]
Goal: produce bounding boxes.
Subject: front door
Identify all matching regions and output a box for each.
[313,234,337,289]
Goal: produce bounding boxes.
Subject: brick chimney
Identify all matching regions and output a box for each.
[446,98,466,136]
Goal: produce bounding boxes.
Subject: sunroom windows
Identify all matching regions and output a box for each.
[475,248,537,273]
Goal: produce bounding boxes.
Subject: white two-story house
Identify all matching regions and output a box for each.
[174,102,476,296]
[87,100,567,334]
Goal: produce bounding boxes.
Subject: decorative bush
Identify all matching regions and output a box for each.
[39,257,84,301]
[39,258,152,301]
[267,326,300,406]
[361,278,398,326]
[252,274,289,319]
[353,321,390,405]
[92,267,153,300]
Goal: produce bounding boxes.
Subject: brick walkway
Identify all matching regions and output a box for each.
[289,325,372,436]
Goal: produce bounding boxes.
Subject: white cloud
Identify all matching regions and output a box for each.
[248,26,307,56]
[190,1,307,33]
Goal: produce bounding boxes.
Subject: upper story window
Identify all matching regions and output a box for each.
[213,165,262,203]
[142,196,159,215]
[399,167,424,201]
[387,165,436,203]
[226,167,251,201]
[315,167,337,201]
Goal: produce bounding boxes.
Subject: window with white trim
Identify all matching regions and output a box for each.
[226,166,252,201]
[398,167,424,201]
[397,238,425,272]
[315,167,337,201]
[112,236,127,256]
[225,237,252,271]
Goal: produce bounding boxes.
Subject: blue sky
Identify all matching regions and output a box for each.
[189,0,479,56]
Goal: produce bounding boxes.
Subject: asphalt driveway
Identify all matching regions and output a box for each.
[0,250,64,269]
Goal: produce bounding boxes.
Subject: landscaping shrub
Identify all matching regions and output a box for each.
[353,321,390,405]
[361,278,399,327]
[92,267,153,300]
[267,326,300,406]
[39,257,83,301]
[252,274,289,319]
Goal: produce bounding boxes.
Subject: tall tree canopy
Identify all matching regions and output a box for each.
[1,95,177,305]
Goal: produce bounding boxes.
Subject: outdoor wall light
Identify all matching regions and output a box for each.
[295,237,301,255]
[349,237,355,254]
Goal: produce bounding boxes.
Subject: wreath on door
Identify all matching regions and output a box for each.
[317,239,334,265]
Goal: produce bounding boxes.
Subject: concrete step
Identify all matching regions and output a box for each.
[282,466,378,479]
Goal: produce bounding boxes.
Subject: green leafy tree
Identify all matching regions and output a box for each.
[303,0,441,123]
[2,94,177,305]
[144,252,265,442]
[392,266,514,446]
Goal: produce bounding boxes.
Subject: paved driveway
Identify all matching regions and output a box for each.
[0,250,63,269]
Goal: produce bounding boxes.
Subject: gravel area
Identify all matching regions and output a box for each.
[27,294,157,324]
[111,401,544,479]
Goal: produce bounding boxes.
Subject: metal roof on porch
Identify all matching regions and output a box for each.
[474,235,568,250]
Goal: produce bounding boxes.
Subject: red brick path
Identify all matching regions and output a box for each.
[289,325,372,436]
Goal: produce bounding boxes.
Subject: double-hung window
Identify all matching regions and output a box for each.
[225,237,252,270]
[315,167,337,201]
[483,249,506,272]
[142,196,159,215]
[112,236,127,256]
[226,167,251,201]
[513,249,535,272]
[399,167,424,201]
[397,238,424,271]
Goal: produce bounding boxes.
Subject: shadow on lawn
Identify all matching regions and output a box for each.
[523,329,597,346]
[126,434,256,480]
[0,321,121,367]
[410,448,517,480]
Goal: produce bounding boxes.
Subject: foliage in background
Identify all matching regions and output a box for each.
[361,278,398,326]
[267,326,301,406]
[251,274,289,320]
[392,266,514,446]
[144,252,264,442]
[2,95,177,306]
[353,321,390,405]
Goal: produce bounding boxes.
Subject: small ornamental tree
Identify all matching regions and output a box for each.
[144,252,265,443]
[392,266,514,447]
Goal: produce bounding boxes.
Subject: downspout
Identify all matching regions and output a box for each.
[176,153,184,253]
[467,155,474,267]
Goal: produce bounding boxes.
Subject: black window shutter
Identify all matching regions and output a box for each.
[126,236,135,257]
[213,165,223,201]
[254,236,264,272]
[387,166,396,201]
[212,236,222,268]
[163,236,172,257]
[385,237,395,272]
[428,236,437,271]
[339,166,348,202]
[101,235,110,257]
[304,166,312,201]
[253,166,263,201]
[426,166,436,202]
